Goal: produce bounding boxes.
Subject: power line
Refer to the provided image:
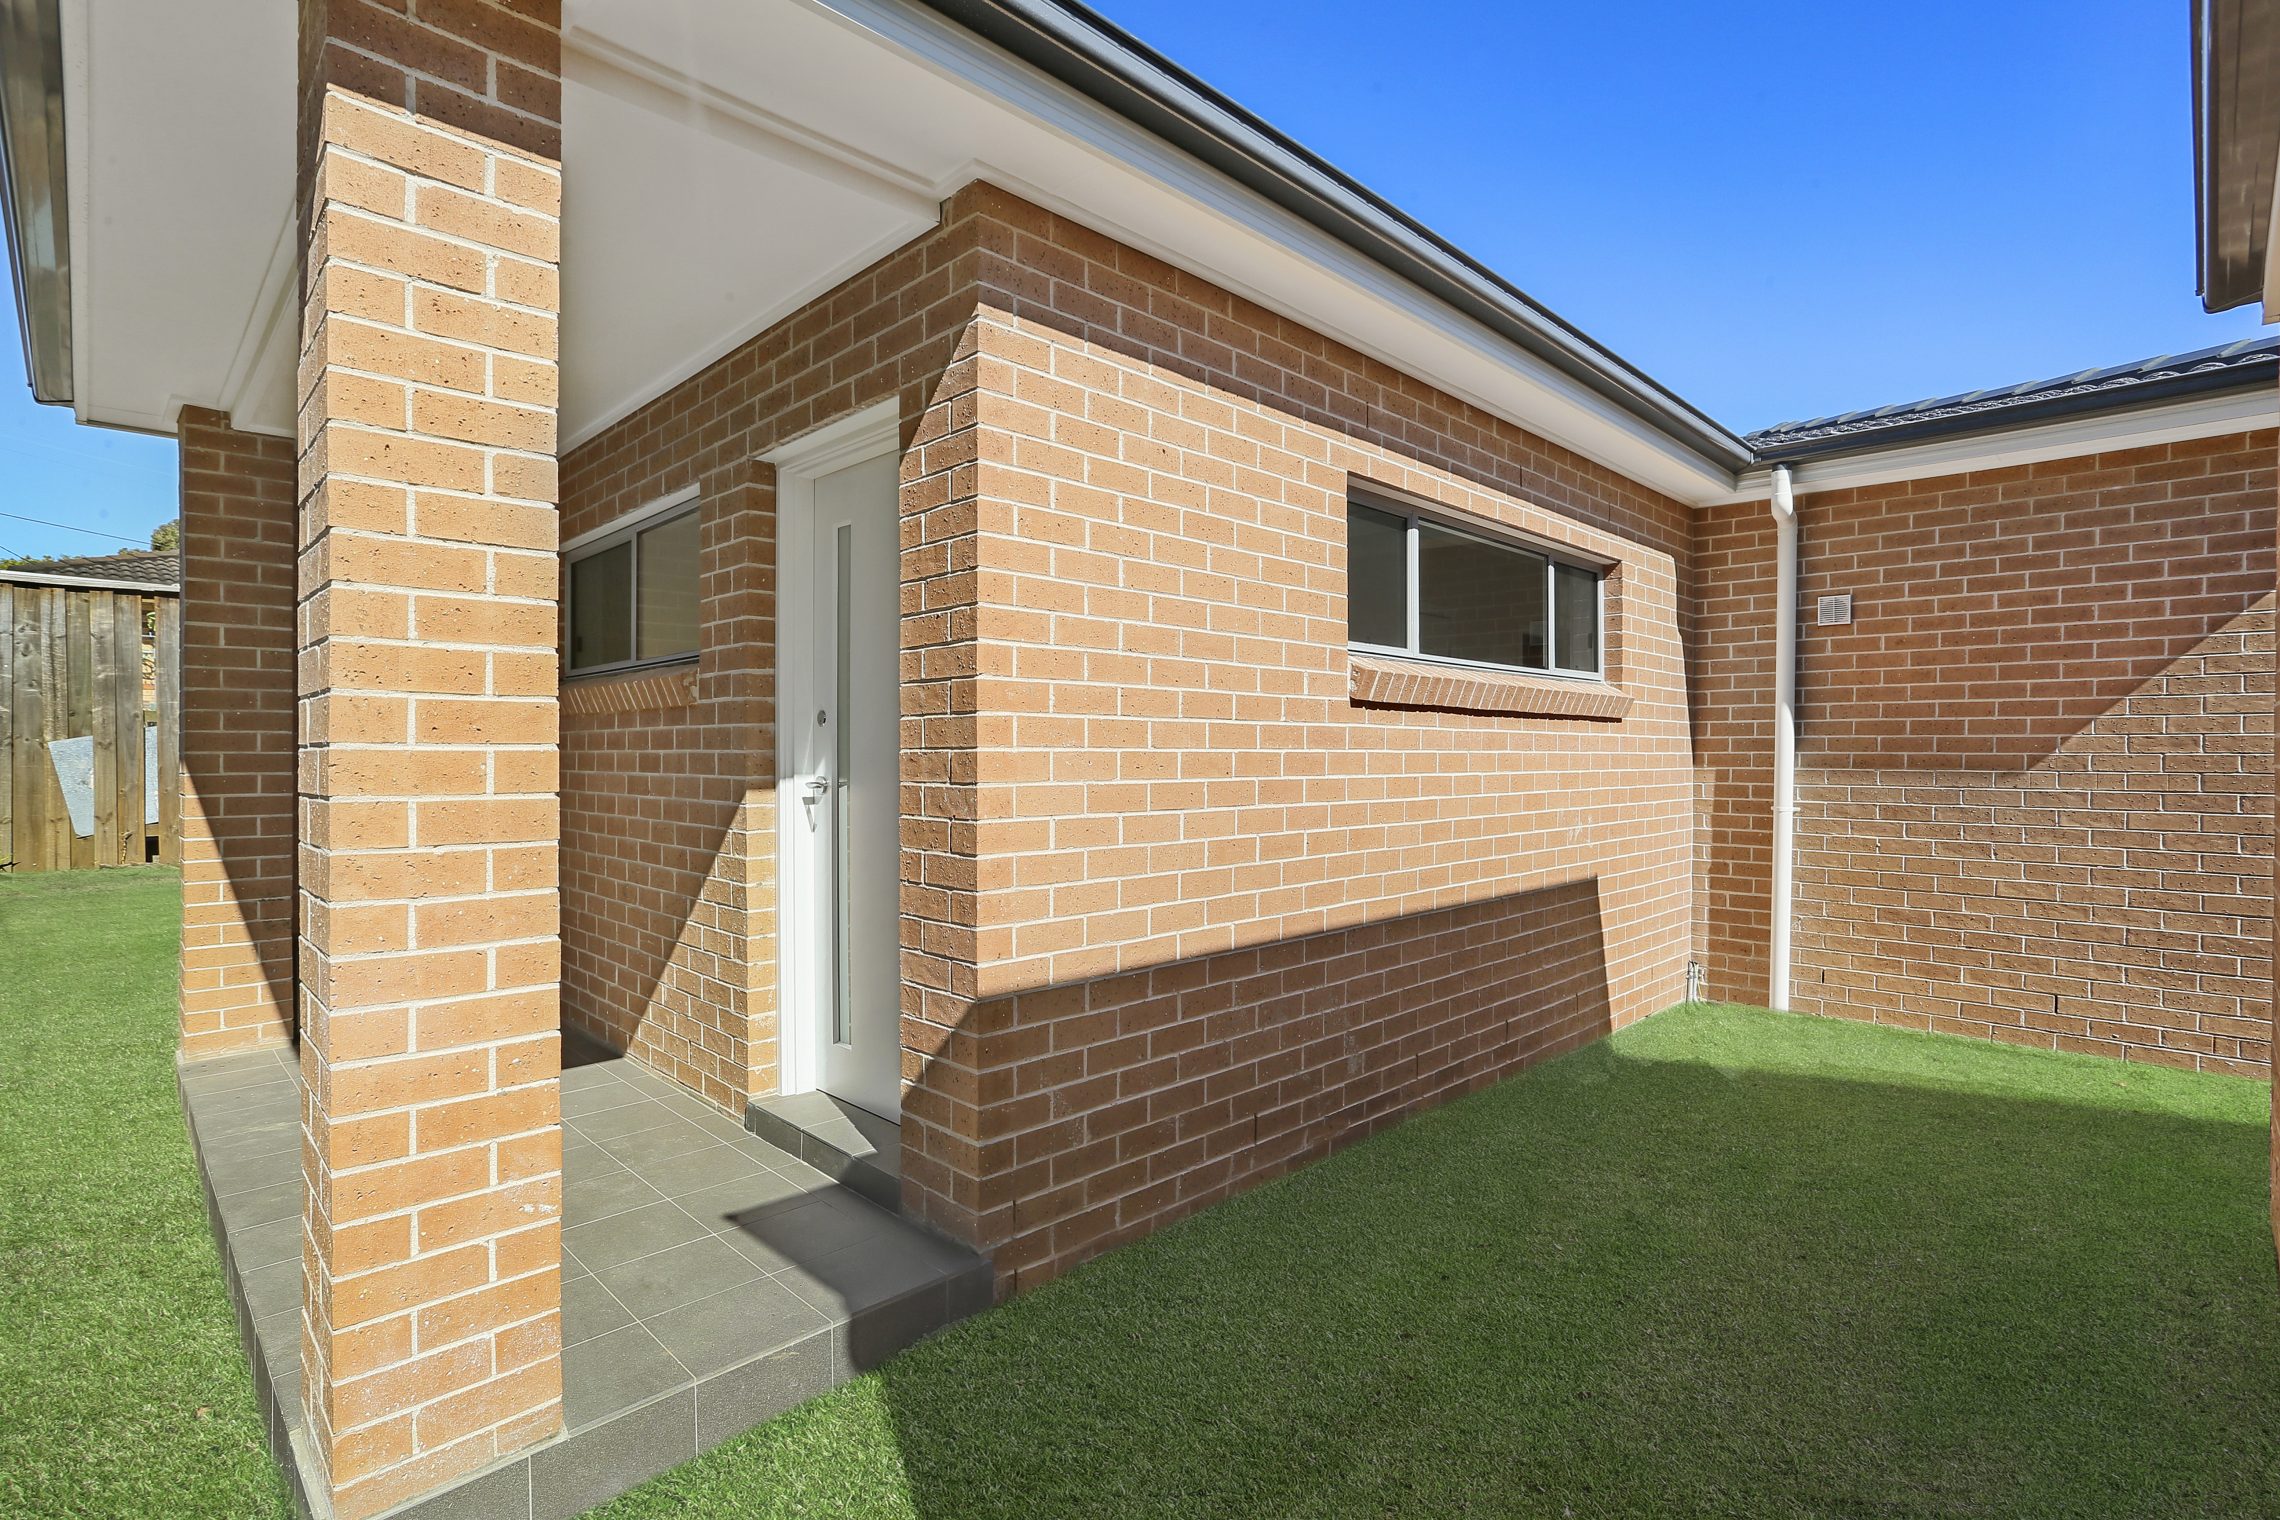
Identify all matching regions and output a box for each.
[0,508,148,549]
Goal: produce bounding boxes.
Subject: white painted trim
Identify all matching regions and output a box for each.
[760,397,903,470]
[59,0,91,427]
[0,570,178,594]
[769,399,901,1099]
[1714,388,2278,504]
[560,483,702,556]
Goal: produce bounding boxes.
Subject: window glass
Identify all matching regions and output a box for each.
[1346,501,1409,648]
[1416,522,1546,669]
[635,510,701,661]
[1552,561,1600,673]
[568,541,633,672]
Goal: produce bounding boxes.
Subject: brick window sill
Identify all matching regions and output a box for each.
[1348,653,1631,721]
[562,659,699,716]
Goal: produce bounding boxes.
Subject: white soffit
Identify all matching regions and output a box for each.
[1714,387,2280,505]
[62,0,296,438]
[64,0,1743,497]
[564,0,1739,502]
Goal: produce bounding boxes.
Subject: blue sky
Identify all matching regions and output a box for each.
[0,0,2258,558]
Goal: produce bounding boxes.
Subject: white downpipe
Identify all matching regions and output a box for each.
[1769,464,1799,1011]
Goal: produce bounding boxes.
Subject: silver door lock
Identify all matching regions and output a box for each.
[800,775,829,803]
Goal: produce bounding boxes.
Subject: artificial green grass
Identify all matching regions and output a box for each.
[0,868,292,1519]
[9,868,2280,1517]
[602,1001,2280,1519]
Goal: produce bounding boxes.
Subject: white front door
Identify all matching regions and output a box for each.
[784,448,903,1120]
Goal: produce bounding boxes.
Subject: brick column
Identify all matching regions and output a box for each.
[179,407,299,1060]
[294,4,564,1515]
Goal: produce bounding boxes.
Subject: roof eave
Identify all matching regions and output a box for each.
[909,0,1755,478]
[0,0,70,405]
[2193,0,2280,315]
[1749,357,2280,465]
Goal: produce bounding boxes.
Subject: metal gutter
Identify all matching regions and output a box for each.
[908,0,1755,476]
[0,0,70,404]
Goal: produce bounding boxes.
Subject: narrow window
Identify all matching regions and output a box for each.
[1345,501,1409,649]
[1551,561,1600,674]
[1346,492,1603,680]
[567,500,701,675]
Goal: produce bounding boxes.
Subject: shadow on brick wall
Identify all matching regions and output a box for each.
[900,876,1635,1294]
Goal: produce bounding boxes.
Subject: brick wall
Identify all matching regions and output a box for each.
[294,2,568,1513]
[556,184,1696,1293]
[178,407,300,1059]
[1693,432,2276,1076]
[556,192,988,1113]
[904,192,1695,1286]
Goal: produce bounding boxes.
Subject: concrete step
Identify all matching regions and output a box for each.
[744,1091,902,1213]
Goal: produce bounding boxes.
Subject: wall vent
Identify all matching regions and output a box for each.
[1816,593,1853,626]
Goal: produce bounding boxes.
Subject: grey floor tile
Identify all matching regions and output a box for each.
[562,1199,712,1273]
[564,1084,654,1123]
[607,1065,686,1102]
[714,1195,897,1276]
[561,1325,689,1431]
[242,1257,302,1323]
[565,1162,667,1227]
[774,1234,950,1318]
[564,1272,635,1347]
[680,1105,763,1145]
[569,1098,682,1144]
[642,1141,771,1199]
[597,1118,732,1175]
[207,1145,303,1197]
[219,1178,303,1231]
[594,1235,763,1321]
[694,1334,832,1447]
[181,1055,294,1095]
[230,1214,304,1271]
[641,1277,831,1379]
[676,1169,819,1235]
[560,1061,630,1094]
[532,1388,695,1520]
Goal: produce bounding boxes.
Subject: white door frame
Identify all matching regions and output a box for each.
[763,400,902,1101]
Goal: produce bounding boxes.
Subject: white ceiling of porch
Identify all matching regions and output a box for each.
[59,0,1741,503]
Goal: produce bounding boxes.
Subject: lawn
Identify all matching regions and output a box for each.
[0,868,291,1519]
[8,868,2280,1518]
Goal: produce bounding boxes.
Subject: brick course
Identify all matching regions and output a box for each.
[178,408,300,1060]
[294,3,566,1514]
[1693,433,2276,1075]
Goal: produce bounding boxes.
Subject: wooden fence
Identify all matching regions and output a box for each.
[1,581,180,872]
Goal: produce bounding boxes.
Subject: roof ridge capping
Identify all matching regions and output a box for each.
[910,0,1756,476]
[1745,333,2280,462]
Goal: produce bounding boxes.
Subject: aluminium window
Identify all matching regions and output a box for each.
[1346,495,1603,678]
[565,498,700,675]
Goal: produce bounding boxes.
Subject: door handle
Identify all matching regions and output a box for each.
[799,774,829,804]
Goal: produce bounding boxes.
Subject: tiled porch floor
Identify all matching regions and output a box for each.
[180,1042,991,1520]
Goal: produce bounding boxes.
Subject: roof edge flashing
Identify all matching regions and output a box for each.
[909,0,1753,476]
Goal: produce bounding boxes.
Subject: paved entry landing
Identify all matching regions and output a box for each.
[180,1044,992,1520]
